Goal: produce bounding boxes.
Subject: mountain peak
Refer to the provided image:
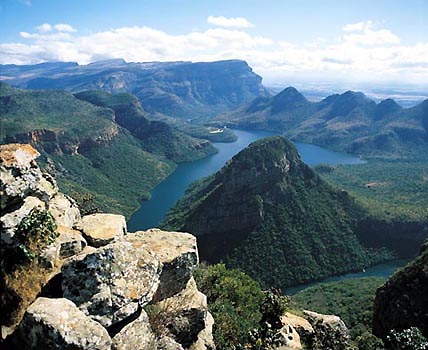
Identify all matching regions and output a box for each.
[375,98,402,119]
[271,86,308,113]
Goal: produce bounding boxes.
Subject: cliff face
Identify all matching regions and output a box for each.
[372,241,428,339]
[1,59,268,119]
[0,144,215,350]
[161,136,390,289]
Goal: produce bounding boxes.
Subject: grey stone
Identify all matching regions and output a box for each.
[76,213,126,247]
[49,193,81,228]
[112,309,157,350]
[62,241,162,327]
[128,229,198,300]
[11,297,111,350]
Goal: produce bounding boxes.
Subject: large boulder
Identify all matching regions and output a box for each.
[128,229,198,300]
[281,312,313,347]
[111,309,156,350]
[76,213,126,247]
[302,310,350,350]
[49,193,81,228]
[62,241,162,327]
[0,144,57,210]
[150,277,215,350]
[11,297,111,350]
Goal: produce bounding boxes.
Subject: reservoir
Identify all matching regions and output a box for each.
[127,129,364,231]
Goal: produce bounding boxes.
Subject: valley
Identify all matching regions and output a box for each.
[1,57,427,350]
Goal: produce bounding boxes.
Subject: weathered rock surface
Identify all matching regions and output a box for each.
[128,229,198,300]
[281,312,313,347]
[302,310,350,350]
[62,241,162,327]
[0,148,57,210]
[11,297,111,350]
[151,277,215,350]
[274,323,302,350]
[55,226,87,258]
[76,213,126,247]
[373,240,428,339]
[111,309,156,350]
[1,143,215,350]
[49,193,81,228]
[0,196,45,243]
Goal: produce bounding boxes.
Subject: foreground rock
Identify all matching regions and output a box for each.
[76,213,126,247]
[1,143,215,349]
[62,241,162,327]
[128,229,198,300]
[111,309,156,350]
[302,310,350,350]
[11,297,111,350]
[150,277,215,350]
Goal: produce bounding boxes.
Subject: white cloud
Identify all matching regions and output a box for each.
[342,20,400,46]
[1,21,427,86]
[54,24,76,32]
[36,23,52,32]
[207,16,253,28]
[343,21,366,32]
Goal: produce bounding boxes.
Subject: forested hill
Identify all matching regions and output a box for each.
[161,136,395,289]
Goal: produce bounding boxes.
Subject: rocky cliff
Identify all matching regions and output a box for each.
[372,240,428,340]
[0,59,269,120]
[161,136,392,289]
[0,143,215,350]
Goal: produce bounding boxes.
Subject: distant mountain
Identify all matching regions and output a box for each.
[161,136,393,289]
[218,87,428,159]
[0,83,215,216]
[0,59,268,120]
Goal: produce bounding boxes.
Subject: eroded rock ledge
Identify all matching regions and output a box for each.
[1,143,215,350]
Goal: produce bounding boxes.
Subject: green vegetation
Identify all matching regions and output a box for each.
[292,277,386,343]
[74,90,217,163]
[219,87,428,159]
[316,160,428,221]
[194,264,264,349]
[42,132,175,216]
[0,84,219,217]
[163,136,393,290]
[0,209,58,327]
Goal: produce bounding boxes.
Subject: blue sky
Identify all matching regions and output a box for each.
[1,0,427,86]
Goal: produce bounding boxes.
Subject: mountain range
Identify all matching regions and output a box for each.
[217,87,428,159]
[0,59,268,120]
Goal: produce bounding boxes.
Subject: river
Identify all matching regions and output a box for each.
[284,258,410,295]
[127,129,364,231]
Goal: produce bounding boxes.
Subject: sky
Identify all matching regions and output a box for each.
[1,0,427,86]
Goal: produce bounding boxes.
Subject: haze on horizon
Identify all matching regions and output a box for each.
[1,0,427,88]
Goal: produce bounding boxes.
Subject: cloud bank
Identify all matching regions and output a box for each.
[1,19,427,85]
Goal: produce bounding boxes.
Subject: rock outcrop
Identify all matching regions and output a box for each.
[11,297,112,350]
[373,240,428,339]
[1,143,215,349]
[281,311,350,350]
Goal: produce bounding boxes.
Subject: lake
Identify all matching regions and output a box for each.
[127,129,364,231]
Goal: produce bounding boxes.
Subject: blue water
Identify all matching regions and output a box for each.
[127,129,364,231]
[284,258,410,295]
